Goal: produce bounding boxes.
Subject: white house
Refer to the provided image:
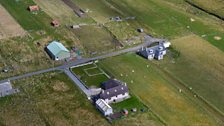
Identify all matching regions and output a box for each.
[138,41,170,60]
[99,79,130,104]
[96,99,113,116]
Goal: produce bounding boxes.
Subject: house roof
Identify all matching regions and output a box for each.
[96,99,112,111]
[51,20,60,26]
[101,79,121,90]
[139,44,166,57]
[0,81,12,92]
[99,84,129,99]
[47,41,69,56]
[29,5,39,11]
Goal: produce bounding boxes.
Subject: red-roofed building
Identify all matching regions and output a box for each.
[28,5,39,12]
[51,20,60,27]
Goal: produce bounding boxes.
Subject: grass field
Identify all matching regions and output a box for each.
[72,25,118,55]
[0,4,26,40]
[33,0,95,25]
[0,0,86,80]
[0,0,52,32]
[99,0,224,52]
[0,71,162,126]
[0,0,81,44]
[154,35,224,114]
[186,0,224,18]
[72,0,122,24]
[71,63,109,87]
[99,53,222,126]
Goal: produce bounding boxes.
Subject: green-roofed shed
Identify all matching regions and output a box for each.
[46,41,70,60]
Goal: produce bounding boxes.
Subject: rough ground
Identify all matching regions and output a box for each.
[0,4,25,39]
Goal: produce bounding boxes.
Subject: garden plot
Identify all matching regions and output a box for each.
[0,4,26,39]
[84,65,108,77]
[72,63,110,87]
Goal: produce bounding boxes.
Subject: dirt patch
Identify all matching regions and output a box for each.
[52,81,69,92]
[0,4,26,40]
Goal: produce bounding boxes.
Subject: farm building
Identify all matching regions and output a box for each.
[138,42,170,60]
[96,99,113,116]
[99,79,130,104]
[46,41,70,60]
[28,5,39,12]
[51,20,60,27]
[0,81,19,97]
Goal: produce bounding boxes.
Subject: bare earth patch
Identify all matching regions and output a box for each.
[52,81,69,92]
[0,4,26,40]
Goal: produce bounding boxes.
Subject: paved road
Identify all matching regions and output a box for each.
[0,36,164,84]
[63,68,91,97]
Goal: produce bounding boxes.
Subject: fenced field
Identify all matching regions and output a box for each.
[72,63,110,87]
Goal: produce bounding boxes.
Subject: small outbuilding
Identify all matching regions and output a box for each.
[0,81,19,97]
[28,5,39,12]
[122,109,129,115]
[137,28,144,33]
[46,41,70,60]
[96,99,113,116]
[51,20,60,27]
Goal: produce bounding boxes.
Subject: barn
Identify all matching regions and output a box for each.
[46,41,70,60]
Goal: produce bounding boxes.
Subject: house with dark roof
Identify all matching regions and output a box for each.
[99,79,130,104]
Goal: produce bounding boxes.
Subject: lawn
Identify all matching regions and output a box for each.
[154,35,224,115]
[71,63,110,87]
[0,71,162,126]
[99,53,222,126]
[112,94,148,114]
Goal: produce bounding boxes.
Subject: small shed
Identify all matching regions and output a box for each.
[163,41,171,48]
[71,25,80,29]
[46,41,70,60]
[0,81,19,98]
[96,99,113,116]
[51,20,60,27]
[28,5,39,12]
[137,28,144,33]
[122,109,128,115]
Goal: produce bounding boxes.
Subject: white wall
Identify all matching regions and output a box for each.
[105,93,130,104]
